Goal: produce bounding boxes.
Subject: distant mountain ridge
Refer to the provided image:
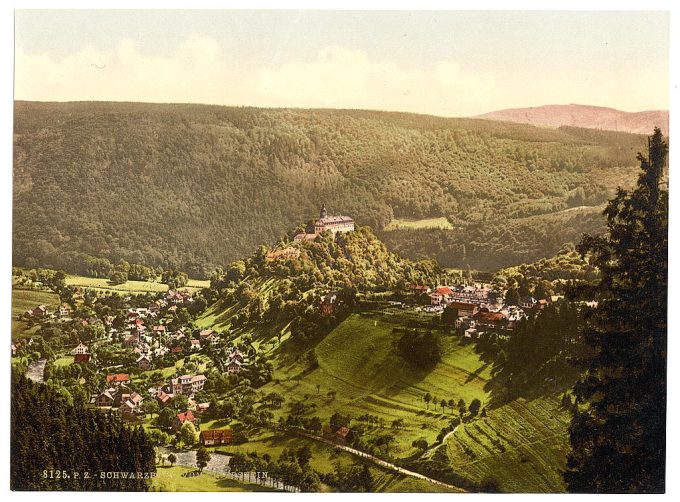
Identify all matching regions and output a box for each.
[473,104,668,135]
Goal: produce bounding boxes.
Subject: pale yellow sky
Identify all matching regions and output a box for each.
[14,10,670,115]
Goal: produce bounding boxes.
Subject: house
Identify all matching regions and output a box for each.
[266,247,301,262]
[190,339,201,351]
[464,328,479,339]
[137,354,152,370]
[58,304,72,319]
[199,329,218,346]
[196,402,210,414]
[171,346,184,355]
[226,358,243,374]
[32,305,49,318]
[537,298,550,309]
[320,293,338,316]
[199,429,233,446]
[473,311,508,331]
[73,343,89,355]
[294,232,319,242]
[171,374,207,396]
[168,305,178,314]
[520,296,537,309]
[431,287,455,305]
[74,353,91,364]
[172,410,196,430]
[225,349,248,374]
[409,284,431,295]
[106,373,131,386]
[448,301,479,318]
[156,391,173,407]
[335,426,351,445]
[96,387,120,407]
[119,392,143,417]
[152,325,167,335]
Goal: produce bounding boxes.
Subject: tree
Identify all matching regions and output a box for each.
[504,288,520,306]
[142,399,159,418]
[457,398,466,416]
[196,447,211,473]
[167,453,177,467]
[565,129,668,493]
[179,421,198,447]
[424,392,432,409]
[295,445,313,468]
[157,407,175,430]
[412,439,428,452]
[440,399,447,412]
[468,398,482,417]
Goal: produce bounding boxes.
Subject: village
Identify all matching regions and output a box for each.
[10,205,569,492]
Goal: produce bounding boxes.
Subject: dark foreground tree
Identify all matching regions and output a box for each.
[565,128,667,493]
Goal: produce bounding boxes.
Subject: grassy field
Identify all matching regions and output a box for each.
[11,288,60,340]
[64,274,209,294]
[151,465,276,492]
[384,217,454,231]
[444,396,570,492]
[247,310,570,492]
[258,312,492,458]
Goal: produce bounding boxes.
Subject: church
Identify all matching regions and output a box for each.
[294,204,355,241]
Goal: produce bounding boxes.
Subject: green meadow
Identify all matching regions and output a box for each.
[384,217,454,231]
[249,310,570,491]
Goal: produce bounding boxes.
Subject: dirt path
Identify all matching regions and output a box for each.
[295,431,466,492]
[420,425,460,460]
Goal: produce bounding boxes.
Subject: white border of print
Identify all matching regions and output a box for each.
[1,1,677,502]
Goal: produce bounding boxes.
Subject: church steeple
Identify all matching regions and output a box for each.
[320,203,328,219]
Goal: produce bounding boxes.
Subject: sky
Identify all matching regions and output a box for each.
[13,9,671,118]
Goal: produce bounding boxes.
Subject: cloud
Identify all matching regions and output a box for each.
[15,37,495,116]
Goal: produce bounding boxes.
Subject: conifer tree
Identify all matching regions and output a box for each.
[565,128,667,493]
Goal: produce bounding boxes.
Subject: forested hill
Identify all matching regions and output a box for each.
[13,101,646,276]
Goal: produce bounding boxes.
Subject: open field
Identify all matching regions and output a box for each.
[384,217,454,231]
[11,288,60,317]
[151,465,274,492]
[64,274,209,294]
[444,396,570,492]
[11,288,60,340]
[259,312,492,458]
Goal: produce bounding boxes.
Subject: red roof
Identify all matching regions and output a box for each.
[474,311,506,322]
[176,410,196,424]
[449,301,477,310]
[200,429,233,441]
[106,373,130,383]
[435,287,454,295]
[336,426,351,438]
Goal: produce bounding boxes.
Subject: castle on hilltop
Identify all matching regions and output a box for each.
[294,204,355,242]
